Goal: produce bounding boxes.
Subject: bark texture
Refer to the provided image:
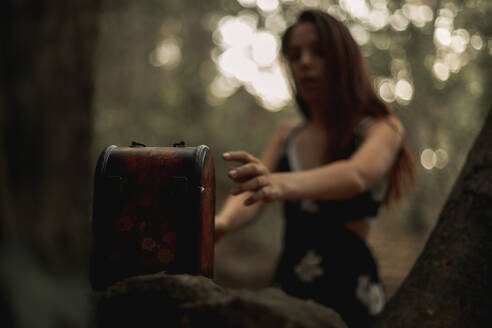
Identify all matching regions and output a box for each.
[95,272,347,328]
[376,107,492,327]
[1,0,101,268]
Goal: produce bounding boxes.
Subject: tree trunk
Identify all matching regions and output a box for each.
[1,0,101,269]
[376,107,492,327]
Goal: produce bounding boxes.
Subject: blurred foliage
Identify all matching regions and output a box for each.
[94,0,491,237]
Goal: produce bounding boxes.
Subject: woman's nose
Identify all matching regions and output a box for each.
[299,50,314,66]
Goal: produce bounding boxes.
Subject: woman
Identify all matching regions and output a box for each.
[215,9,417,328]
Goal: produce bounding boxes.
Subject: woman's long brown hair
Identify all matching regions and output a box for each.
[281,9,417,204]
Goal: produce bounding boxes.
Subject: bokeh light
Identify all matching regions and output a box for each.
[395,79,413,104]
[435,149,449,169]
[265,13,287,33]
[207,0,485,112]
[378,79,396,103]
[445,53,461,73]
[149,37,182,69]
[350,24,370,45]
[237,0,257,8]
[248,63,291,111]
[402,4,433,28]
[421,149,437,170]
[450,29,469,53]
[389,10,409,31]
[210,75,241,99]
[433,61,450,81]
[470,34,483,50]
[251,31,279,67]
[420,148,449,170]
[301,0,319,7]
[327,5,348,22]
[257,0,280,13]
[340,0,369,20]
[429,3,476,83]
[212,13,291,110]
[468,81,483,96]
[418,5,434,23]
[216,16,255,48]
[372,34,391,50]
[217,48,258,81]
[367,9,388,31]
[434,28,451,47]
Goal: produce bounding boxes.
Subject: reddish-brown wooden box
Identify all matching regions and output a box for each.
[90,142,215,290]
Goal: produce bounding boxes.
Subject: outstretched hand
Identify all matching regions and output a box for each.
[214,218,228,243]
[223,151,282,206]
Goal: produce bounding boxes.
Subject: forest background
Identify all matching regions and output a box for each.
[1,0,491,327]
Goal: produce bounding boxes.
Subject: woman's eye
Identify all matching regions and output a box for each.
[288,54,300,62]
[286,51,300,62]
[286,46,302,61]
[313,46,324,56]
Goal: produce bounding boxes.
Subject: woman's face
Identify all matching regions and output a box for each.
[284,22,331,106]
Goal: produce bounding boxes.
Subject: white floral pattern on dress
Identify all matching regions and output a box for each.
[300,200,319,213]
[370,179,388,202]
[294,249,324,283]
[355,274,385,315]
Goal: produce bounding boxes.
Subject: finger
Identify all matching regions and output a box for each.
[243,196,257,206]
[244,187,277,205]
[228,163,268,182]
[231,176,269,195]
[228,166,249,183]
[223,151,260,164]
[244,188,268,206]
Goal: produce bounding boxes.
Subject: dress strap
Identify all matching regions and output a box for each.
[284,123,321,213]
[285,124,305,172]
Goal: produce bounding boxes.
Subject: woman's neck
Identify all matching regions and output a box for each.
[306,103,336,131]
[307,103,366,131]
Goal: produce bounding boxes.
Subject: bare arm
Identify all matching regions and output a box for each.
[227,115,404,204]
[215,124,294,241]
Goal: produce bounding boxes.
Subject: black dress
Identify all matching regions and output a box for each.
[273,119,387,328]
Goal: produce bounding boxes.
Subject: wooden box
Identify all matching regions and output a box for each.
[90,142,215,290]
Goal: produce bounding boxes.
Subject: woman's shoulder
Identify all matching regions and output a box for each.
[384,114,405,137]
[355,114,404,139]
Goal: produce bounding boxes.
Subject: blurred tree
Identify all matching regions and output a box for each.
[1,0,101,270]
[376,106,492,327]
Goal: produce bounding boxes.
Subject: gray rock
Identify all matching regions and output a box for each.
[96,272,347,328]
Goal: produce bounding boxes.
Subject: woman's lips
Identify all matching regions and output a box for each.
[299,77,321,89]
